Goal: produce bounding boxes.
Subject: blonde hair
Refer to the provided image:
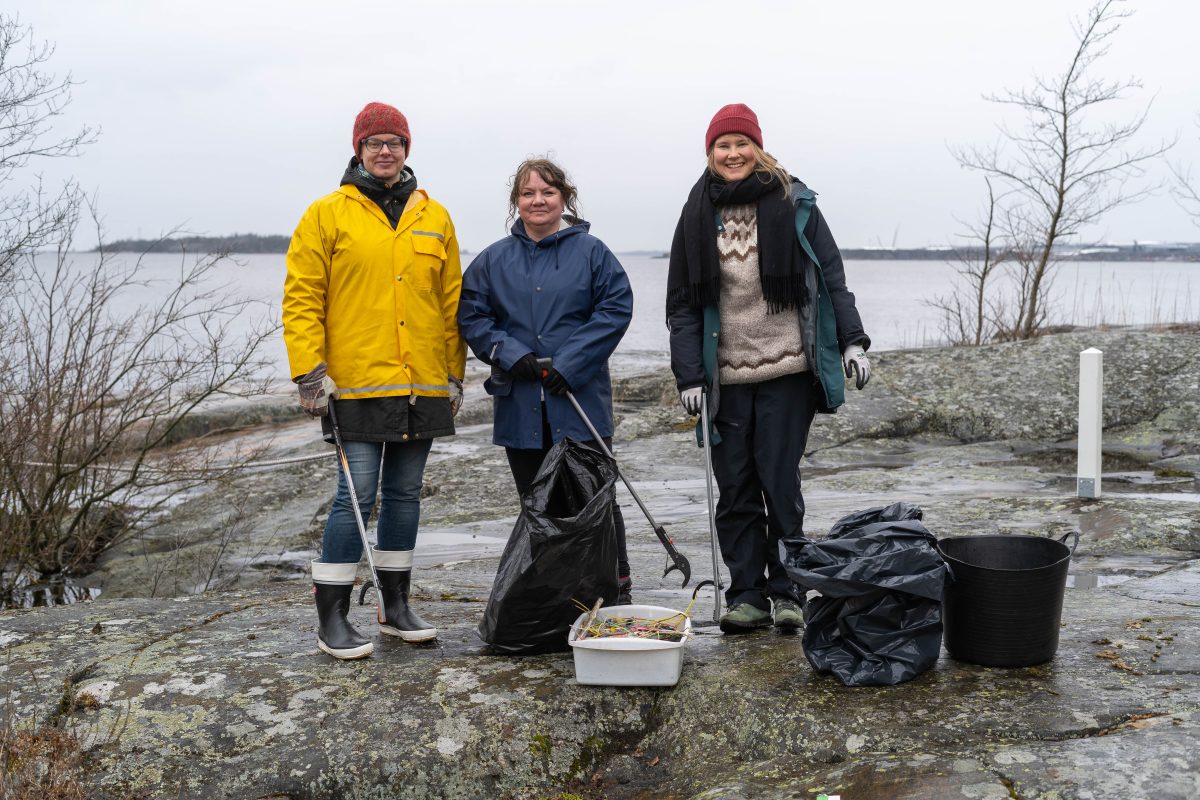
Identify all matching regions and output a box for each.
[707,140,792,197]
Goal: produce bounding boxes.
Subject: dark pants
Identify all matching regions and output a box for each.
[504,413,630,579]
[711,372,818,611]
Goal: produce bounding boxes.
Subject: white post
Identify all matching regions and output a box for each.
[1077,348,1103,498]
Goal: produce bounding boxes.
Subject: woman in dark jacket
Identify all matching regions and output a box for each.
[458,158,635,602]
[666,104,871,633]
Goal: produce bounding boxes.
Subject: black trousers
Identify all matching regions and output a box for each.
[710,372,818,610]
[503,409,630,579]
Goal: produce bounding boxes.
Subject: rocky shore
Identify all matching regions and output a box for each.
[2,329,1198,799]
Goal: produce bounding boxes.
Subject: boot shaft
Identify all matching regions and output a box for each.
[376,567,412,604]
[313,580,354,619]
[373,548,436,642]
[311,559,373,659]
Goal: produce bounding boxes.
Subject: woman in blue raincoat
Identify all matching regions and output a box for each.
[459,158,635,602]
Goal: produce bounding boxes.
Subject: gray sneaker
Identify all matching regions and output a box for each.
[718,602,772,633]
[772,597,804,630]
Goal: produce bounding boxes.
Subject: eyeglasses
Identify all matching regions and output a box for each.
[361,137,408,153]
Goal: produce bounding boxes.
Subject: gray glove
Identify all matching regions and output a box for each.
[679,386,703,415]
[297,362,338,417]
[449,375,463,417]
[842,345,871,390]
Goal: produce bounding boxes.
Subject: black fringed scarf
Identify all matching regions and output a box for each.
[667,171,807,313]
[340,158,418,229]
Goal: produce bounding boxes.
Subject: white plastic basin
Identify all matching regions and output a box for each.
[567,604,692,687]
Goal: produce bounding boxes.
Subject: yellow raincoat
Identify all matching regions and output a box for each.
[283,186,466,400]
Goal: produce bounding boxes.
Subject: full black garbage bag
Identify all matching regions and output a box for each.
[478,439,619,654]
[780,502,947,686]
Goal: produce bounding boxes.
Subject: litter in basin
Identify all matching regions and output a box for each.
[568,603,692,687]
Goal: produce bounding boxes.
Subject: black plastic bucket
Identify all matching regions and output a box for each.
[938,532,1078,667]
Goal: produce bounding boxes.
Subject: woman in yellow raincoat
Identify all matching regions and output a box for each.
[283,102,466,660]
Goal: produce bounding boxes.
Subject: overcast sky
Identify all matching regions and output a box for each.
[11,0,1200,252]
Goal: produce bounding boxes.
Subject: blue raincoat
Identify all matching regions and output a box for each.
[458,219,633,449]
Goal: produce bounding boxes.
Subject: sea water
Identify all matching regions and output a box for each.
[25,252,1200,380]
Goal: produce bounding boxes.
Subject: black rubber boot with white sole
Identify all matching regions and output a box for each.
[373,548,437,642]
[312,559,373,660]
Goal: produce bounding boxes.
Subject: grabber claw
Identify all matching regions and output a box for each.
[541,356,694,588]
[655,525,691,587]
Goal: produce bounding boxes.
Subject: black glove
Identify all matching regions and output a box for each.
[542,367,572,395]
[510,353,541,381]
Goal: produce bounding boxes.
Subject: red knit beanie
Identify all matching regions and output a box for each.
[352,102,411,156]
[705,103,762,152]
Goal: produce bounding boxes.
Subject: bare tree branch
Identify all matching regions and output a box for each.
[944,0,1173,341]
[926,178,1010,346]
[0,15,281,601]
[1170,115,1200,226]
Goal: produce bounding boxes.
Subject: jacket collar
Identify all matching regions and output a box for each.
[511,215,589,247]
[789,179,816,206]
[338,184,428,228]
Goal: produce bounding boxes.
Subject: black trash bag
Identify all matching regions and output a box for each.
[478,438,619,654]
[780,502,947,686]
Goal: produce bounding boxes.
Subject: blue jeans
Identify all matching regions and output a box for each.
[322,439,433,563]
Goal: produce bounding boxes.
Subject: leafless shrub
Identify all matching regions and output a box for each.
[0,15,96,286]
[943,0,1173,342]
[928,178,1011,345]
[0,219,280,598]
[1171,116,1200,226]
[143,497,279,598]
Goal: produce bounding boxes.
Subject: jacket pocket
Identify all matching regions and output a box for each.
[411,233,446,259]
[484,363,513,397]
[408,233,446,290]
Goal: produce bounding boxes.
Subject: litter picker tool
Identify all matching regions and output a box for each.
[537,359,692,587]
[326,399,384,620]
[698,390,724,623]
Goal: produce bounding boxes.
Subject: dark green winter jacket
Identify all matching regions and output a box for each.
[666,181,871,443]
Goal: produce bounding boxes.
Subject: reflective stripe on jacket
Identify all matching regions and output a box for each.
[283,186,466,400]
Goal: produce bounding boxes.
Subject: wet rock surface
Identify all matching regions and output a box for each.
[2,329,1199,799]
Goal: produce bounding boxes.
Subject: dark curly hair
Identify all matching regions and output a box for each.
[507,158,580,228]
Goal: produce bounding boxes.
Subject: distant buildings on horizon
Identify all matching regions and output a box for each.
[95,235,1200,261]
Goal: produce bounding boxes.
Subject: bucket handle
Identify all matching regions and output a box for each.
[1058,530,1079,556]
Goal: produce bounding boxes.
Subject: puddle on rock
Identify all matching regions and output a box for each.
[413,527,512,567]
[1067,573,1133,589]
[1065,553,1179,590]
[1126,492,1200,503]
[2,571,101,609]
[1016,450,1198,495]
[1016,449,1150,473]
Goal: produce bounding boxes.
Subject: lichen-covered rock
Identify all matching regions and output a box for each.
[4,329,1199,798]
[2,561,1198,799]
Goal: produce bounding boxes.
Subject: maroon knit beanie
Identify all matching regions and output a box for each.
[705,103,763,152]
[352,102,411,156]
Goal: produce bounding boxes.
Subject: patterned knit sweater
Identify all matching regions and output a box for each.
[716,204,808,384]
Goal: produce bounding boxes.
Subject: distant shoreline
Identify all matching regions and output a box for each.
[95,236,1200,262]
